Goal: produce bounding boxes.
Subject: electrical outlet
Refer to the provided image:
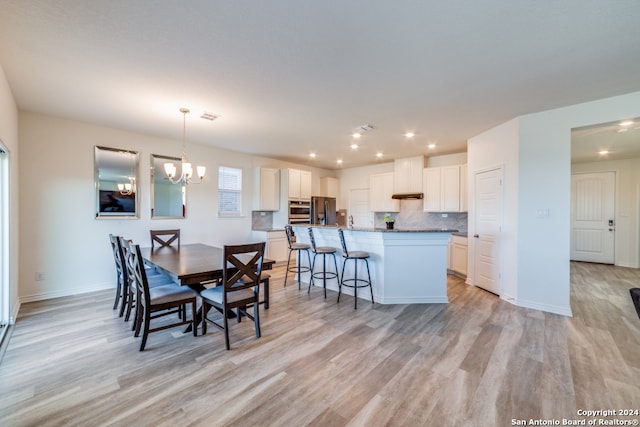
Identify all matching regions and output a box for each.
[35,272,45,281]
[441,213,448,218]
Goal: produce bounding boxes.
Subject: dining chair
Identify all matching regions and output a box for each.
[123,239,198,351]
[150,229,181,249]
[283,225,312,289]
[120,237,177,329]
[200,242,266,350]
[109,234,127,316]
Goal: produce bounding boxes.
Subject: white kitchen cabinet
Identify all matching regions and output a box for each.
[394,156,424,194]
[369,172,399,212]
[450,235,468,276]
[423,164,467,212]
[253,229,288,263]
[283,168,312,201]
[253,167,280,211]
[320,176,339,198]
[459,163,468,212]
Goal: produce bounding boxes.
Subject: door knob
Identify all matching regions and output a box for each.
[473,234,479,238]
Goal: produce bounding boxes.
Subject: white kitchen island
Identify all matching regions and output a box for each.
[292,225,455,304]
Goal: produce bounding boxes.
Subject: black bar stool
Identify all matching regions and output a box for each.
[284,225,312,289]
[307,227,339,298]
[337,228,373,309]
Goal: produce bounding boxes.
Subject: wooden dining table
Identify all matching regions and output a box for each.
[140,243,274,287]
[140,244,275,327]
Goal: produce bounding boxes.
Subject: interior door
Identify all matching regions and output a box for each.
[570,172,615,263]
[473,167,502,295]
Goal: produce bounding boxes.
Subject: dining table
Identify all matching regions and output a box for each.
[139,243,275,328]
[140,243,274,287]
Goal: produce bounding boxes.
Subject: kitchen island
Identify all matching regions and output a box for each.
[292,225,455,304]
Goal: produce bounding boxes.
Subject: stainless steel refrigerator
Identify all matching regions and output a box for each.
[311,196,337,225]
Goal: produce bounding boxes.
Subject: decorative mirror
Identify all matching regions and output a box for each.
[95,146,139,219]
[151,154,185,219]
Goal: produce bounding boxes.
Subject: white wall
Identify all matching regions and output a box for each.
[572,158,640,268]
[18,112,335,301]
[0,65,19,323]
[468,90,640,316]
[467,118,520,303]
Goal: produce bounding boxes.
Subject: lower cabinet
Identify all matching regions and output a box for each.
[253,229,288,263]
[450,235,468,277]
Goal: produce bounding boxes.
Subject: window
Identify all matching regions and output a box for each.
[218,166,242,216]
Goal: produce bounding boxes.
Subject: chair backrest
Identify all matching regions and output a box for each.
[284,225,295,248]
[122,238,151,306]
[307,227,317,251]
[150,229,180,249]
[109,234,126,286]
[222,242,266,298]
[120,237,139,295]
[338,228,349,256]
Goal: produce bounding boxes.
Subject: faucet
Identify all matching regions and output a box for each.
[348,215,354,228]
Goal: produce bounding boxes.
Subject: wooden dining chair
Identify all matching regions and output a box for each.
[200,242,266,350]
[150,229,181,249]
[109,234,128,316]
[120,237,176,329]
[123,239,198,351]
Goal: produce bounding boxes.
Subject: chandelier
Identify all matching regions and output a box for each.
[164,108,206,185]
[117,151,136,196]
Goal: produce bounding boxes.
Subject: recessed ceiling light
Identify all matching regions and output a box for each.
[599,150,609,156]
[309,152,316,158]
[352,132,361,139]
[336,159,343,164]
[405,132,415,138]
[351,143,359,150]
[620,120,634,127]
[427,143,436,149]
[376,152,383,158]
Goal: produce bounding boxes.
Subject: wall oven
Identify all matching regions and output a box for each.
[288,200,311,225]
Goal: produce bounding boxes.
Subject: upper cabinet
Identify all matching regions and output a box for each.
[394,156,424,194]
[254,167,280,211]
[370,172,399,212]
[423,164,468,212]
[320,176,339,198]
[283,168,311,201]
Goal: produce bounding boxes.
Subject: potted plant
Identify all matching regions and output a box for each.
[382,213,396,230]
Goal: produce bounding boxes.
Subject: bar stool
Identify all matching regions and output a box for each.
[284,225,312,289]
[337,228,373,309]
[307,227,339,298]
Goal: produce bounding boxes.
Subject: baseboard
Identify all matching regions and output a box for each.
[513,297,573,317]
[19,283,113,304]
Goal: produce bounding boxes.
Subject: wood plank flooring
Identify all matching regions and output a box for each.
[1,262,639,426]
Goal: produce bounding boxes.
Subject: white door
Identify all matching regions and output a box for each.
[348,189,373,228]
[570,172,615,263]
[473,167,502,295]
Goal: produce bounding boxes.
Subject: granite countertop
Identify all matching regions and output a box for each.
[292,224,458,233]
[252,228,286,232]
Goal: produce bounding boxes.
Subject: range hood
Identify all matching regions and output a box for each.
[391,193,423,200]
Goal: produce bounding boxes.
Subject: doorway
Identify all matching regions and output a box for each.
[0,143,8,343]
[473,167,503,295]
[570,172,615,263]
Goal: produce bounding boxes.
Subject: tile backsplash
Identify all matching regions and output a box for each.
[374,199,467,231]
[251,211,274,229]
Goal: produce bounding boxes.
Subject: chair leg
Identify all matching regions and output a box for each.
[139,308,151,351]
[284,250,293,287]
[308,253,317,294]
[223,308,230,351]
[365,259,374,304]
[191,300,197,337]
[354,259,358,310]
[113,280,121,310]
[254,298,261,338]
[263,278,270,309]
[338,258,347,303]
[202,301,208,335]
[119,284,128,317]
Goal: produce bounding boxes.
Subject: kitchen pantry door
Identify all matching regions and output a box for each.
[473,167,502,295]
[570,172,615,264]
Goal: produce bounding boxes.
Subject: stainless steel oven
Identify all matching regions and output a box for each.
[288,200,311,224]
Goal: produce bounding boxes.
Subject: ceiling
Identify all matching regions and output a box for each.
[572,118,640,163]
[1,1,640,169]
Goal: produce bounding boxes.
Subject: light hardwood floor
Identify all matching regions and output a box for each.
[1,262,639,426]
